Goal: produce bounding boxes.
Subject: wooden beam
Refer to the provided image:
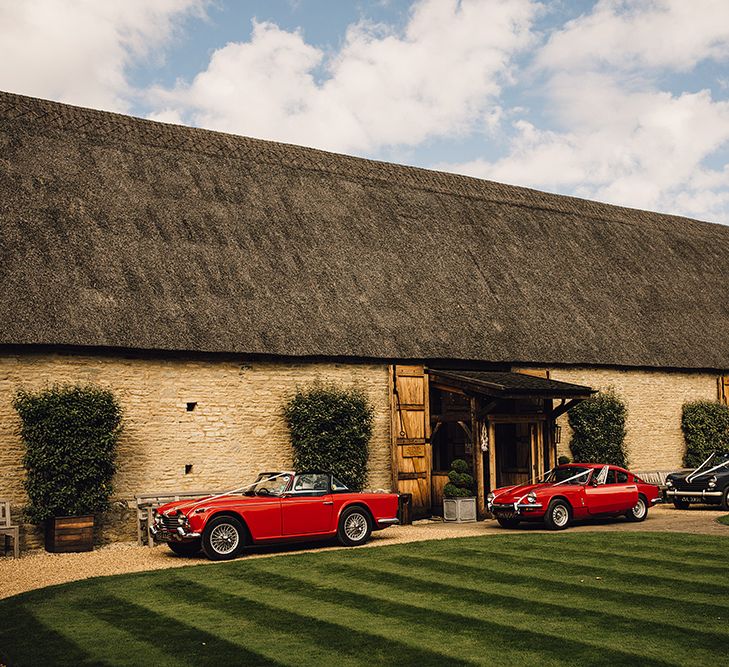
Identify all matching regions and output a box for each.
[551,398,583,419]
[472,397,486,519]
[476,400,499,418]
[430,382,468,396]
[488,420,496,502]
[388,365,399,493]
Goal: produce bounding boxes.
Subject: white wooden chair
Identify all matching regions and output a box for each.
[0,499,20,558]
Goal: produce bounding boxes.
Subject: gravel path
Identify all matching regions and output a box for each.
[2,504,726,600]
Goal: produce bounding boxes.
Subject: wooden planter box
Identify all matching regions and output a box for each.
[45,515,94,553]
[443,497,477,523]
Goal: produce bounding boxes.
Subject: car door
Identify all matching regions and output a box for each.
[584,466,618,515]
[281,473,334,536]
[610,468,639,512]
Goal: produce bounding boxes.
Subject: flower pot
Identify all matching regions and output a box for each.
[45,515,94,552]
[443,497,477,523]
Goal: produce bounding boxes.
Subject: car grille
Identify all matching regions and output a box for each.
[160,515,180,531]
[672,481,710,491]
[491,503,515,511]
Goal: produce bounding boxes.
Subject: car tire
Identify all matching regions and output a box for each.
[626,494,648,522]
[202,515,246,561]
[168,538,202,556]
[544,499,571,531]
[673,498,691,510]
[721,487,729,511]
[337,506,372,547]
[497,517,520,529]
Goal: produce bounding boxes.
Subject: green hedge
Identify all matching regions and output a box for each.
[284,384,373,491]
[568,388,628,467]
[681,400,729,468]
[14,384,123,523]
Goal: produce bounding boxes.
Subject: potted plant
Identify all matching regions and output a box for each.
[443,459,477,522]
[14,384,123,552]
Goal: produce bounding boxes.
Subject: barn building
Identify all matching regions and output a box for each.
[2,91,729,546]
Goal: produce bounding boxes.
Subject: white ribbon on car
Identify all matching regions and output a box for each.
[686,455,729,483]
[552,468,592,487]
[186,472,292,511]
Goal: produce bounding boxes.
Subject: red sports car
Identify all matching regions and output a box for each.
[150,471,400,560]
[487,463,661,530]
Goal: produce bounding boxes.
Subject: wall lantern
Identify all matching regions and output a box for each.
[552,424,562,444]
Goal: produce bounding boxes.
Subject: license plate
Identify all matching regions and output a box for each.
[493,510,518,520]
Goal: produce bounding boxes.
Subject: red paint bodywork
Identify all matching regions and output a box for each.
[488,463,661,525]
[154,472,399,546]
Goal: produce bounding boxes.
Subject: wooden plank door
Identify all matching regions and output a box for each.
[390,365,431,518]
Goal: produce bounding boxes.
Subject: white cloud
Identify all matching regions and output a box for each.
[440,1,729,223]
[538,0,729,72]
[443,81,729,221]
[0,0,205,112]
[149,0,539,152]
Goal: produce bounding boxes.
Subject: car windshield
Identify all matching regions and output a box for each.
[246,473,292,496]
[545,466,591,485]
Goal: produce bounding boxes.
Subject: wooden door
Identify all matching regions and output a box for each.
[720,375,729,405]
[390,365,431,518]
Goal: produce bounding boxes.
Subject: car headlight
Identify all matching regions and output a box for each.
[178,514,187,525]
[708,476,717,489]
[666,478,673,488]
[526,492,537,504]
[487,492,495,503]
[154,513,164,525]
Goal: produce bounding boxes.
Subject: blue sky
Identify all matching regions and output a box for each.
[2,0,729,223]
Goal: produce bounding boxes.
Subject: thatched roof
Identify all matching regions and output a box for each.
[1,90,728,369]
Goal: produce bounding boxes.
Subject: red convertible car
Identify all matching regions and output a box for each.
[487,463,661,530]
[150,471,400,560]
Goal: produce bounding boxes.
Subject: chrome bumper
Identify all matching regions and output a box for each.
[149,523,201,542]
[377,517,400,527]
[488,503,543,515]
[666,490,722,499]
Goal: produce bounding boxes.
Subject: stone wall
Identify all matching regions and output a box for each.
[0,351,392,550]
[525,367,719,471]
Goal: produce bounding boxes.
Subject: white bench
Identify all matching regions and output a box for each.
[632,470,689,489]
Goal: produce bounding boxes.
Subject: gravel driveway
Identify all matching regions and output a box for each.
[2,504,726,600]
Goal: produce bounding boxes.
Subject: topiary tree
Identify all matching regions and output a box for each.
[13,384,123,523]
[283,383,374,491]
[443,458,475,498]
[681,400,729,468]
[568,388,628,467]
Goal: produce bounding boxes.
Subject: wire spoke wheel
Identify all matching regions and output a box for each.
[344,512,367,542]
[210,523,240,554]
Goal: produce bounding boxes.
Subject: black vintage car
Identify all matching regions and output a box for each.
[666,452,729,509]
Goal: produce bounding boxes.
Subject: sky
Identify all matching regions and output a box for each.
[1,0,729,223]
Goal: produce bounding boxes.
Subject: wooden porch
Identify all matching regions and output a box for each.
[390,365,594,519]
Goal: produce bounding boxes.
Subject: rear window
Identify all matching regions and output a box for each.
[331,477,349,492]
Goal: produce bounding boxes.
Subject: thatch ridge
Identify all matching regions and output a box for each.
[1,90,728,369]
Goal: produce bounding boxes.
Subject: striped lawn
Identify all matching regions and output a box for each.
[1,532,727,666]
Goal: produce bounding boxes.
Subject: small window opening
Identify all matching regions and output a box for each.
[185,464,193,475]
[186,402,197,412]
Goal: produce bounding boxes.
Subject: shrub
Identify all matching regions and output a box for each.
[14,384,123,523]
[681,400,729,468]
[284,383,374,491]
[568,388,628,467]
[558,455,571,465]
[444,458,475,498]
